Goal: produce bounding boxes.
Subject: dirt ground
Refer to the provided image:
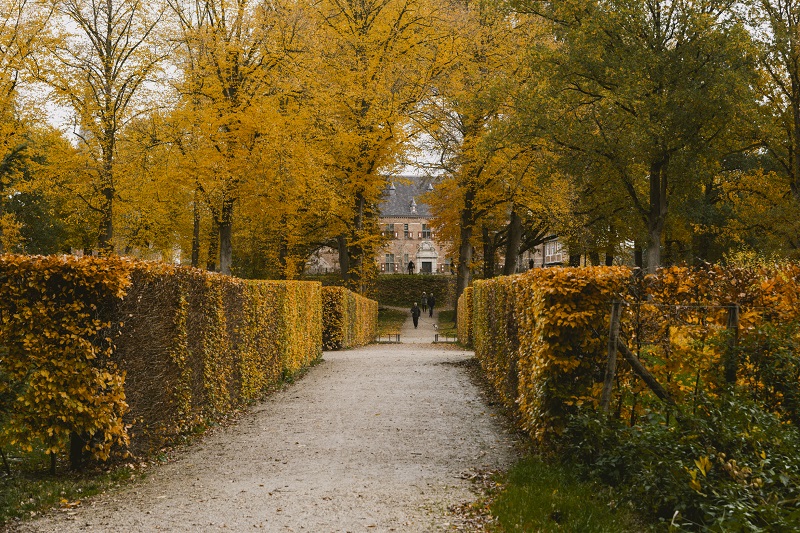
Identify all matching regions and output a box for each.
[9,312,520,532]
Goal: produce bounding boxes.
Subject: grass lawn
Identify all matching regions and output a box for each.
[437,309,457,336]
[378,307,407,335]
[0,446,145,525]
[490,456,642,533]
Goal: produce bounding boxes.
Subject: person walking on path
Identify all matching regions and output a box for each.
[410,302,421,328]
[421,291,427,313]
[428,293,435,317]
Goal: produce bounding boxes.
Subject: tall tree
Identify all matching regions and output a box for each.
[0,0,54,252]
[308,0,445,292]
[422,0,543,304]
[31,0,165,254]
[520,0,757,271]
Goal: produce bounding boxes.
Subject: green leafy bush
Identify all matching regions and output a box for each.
[561,397,800,530]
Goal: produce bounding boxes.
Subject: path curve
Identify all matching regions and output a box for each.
[10,325,518,532]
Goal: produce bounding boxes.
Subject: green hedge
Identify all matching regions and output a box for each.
[0,255,323,459]
[322,286,378,350]
[374,274,456,308]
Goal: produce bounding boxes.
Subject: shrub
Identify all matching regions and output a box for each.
[457,286,473,347]
[0,255,323,460]
[561,397,800,530]
[0,255,132,463]
[374,274,456,308]
[322,286,378,350]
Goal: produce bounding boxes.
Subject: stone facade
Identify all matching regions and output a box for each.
[377,176,453,275]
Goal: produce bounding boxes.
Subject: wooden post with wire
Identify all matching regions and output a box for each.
[601,300,622,413]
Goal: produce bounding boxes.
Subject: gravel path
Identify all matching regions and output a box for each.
[10,313,519,532]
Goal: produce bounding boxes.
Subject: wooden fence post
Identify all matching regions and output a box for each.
[601,300,622,413]
[724,304,740,385]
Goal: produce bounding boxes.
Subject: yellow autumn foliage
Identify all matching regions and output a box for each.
[322,287,378,351]
[0,255,323,459]
[463,265,800,443]
[457,286,473,347]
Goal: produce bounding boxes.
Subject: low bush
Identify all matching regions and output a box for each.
[322,286,378,350]
[561,396,800,530]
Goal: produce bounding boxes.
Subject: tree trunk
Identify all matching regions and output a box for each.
[569,254,581,267]
[207,218,219,272]
[346,193,366,292]
[97,140,114,255]
[647,155,669,274]
[791,74,800,202]
[219,198,234,275]
[191,193,200,268]
[589,251,601,266]
[482,226,495,278]
[337,235,350,284]
[97,185,114,255]
[502,208,523,276]
[455,189,476,315]
[634,240,643,268]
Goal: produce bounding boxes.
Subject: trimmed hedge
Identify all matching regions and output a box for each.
[322,286,378,350]
[374,274,456,308]
[0,255,323,459]
[462,265,800,442]
[457,286,473,346]
[469,268,630,441]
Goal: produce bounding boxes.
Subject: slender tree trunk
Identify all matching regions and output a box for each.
[647,155,669,274]
[337,235,350,284]
[191,193,200,268]
[278,215,289,280]
[219,197,234,275]
[97,128,115,255]
[346,193,366,292]
[207,218,219,272]
[791,75,800,201]
[455,188,476,316]
[503,208,523,276]
[482,226,495,278]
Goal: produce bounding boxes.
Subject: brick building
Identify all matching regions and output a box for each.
[378,176,452,274]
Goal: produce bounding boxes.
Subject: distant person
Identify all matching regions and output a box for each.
[410,302,421,328]
[408,260,414,275]
[529,258,534,270]
[421,291,427,312]
[428,293,435,317]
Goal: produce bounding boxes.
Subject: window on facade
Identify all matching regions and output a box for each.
[422,223,431,239]
[404,223,410,239]
[385,224,395,238]
[385,253,395,272]
[403,253,409,265]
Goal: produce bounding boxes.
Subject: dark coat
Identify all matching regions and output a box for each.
[427,294,435,308]
[411,305,421,318]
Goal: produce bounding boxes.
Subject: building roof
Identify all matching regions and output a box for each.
[379,175,434,218]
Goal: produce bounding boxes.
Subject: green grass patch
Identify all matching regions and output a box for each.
[491,456,641,533]
[437,309,457,335]
[378,308,407,335]
[0,446,143,526]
